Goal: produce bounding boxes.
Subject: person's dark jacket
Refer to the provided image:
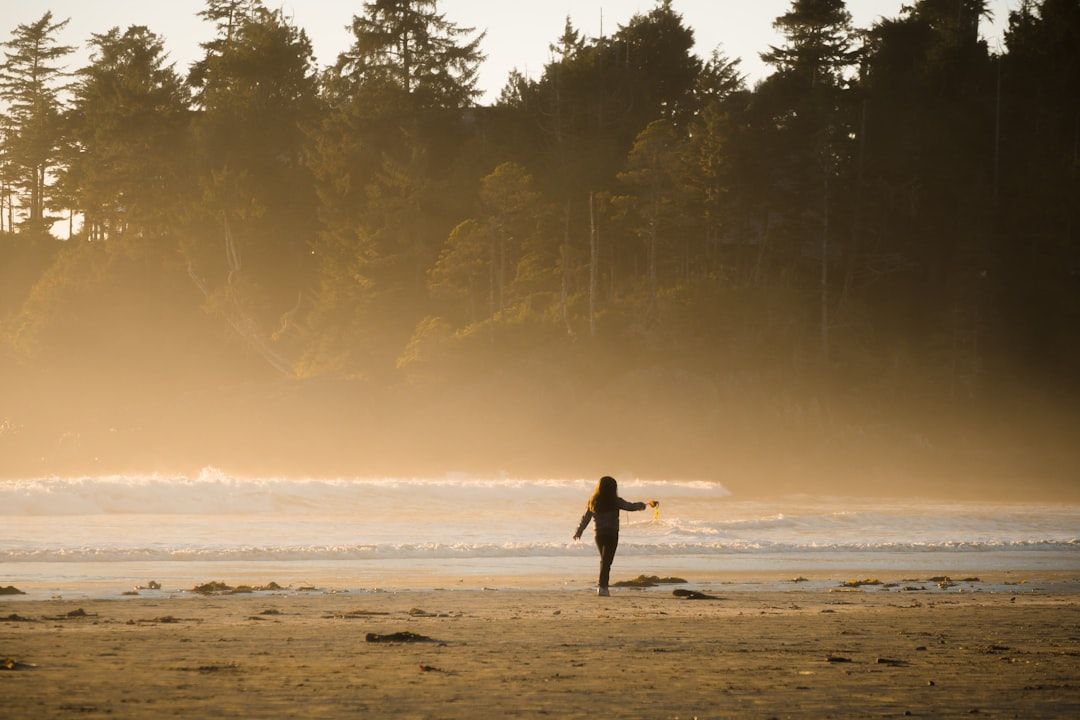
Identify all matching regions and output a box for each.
[575,497,646,537]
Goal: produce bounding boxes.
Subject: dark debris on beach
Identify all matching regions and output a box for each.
[2,613,37,623]
[332,609,391,619]
[189,581,287,595]
[2,658,37,671]
[612,575,688,587]
[365,631,441,644]
[128,616,191,625]
[44,608,97,621]
[672,589,721,600]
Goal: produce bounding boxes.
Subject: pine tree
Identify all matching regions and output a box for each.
[337,0,484,111]
[758,0,862,360]
[993,0,1080,384]
[63,25,191,244]
[304,0,485,376]
[185,0,321,375]
[0,12,74,235]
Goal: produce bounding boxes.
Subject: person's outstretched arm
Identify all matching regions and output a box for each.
[617,498,658,512]
[573,509,593,540]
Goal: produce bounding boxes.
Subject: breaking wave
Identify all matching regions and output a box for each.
[3,468,1076,568]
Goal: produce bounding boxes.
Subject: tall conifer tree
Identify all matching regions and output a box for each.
[0,12,73,235]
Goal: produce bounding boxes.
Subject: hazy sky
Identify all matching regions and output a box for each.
[9,1,1015,102]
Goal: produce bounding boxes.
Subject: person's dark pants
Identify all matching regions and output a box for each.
[595,530,619,588]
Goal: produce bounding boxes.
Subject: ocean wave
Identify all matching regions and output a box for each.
[0,469,729,516]
[5,473,1077,567]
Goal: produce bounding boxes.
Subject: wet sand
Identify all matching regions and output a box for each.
[2,576,1079,719]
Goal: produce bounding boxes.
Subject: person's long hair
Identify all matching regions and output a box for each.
[588,475,619,513]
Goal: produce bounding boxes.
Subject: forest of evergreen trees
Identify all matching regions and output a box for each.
[0,0,1077,497]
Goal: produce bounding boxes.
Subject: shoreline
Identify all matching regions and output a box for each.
[4,581,1079,719]
[3,568,1078,606]
[4,554,1079,601]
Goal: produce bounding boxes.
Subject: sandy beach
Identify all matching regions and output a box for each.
[3,573,1078,719]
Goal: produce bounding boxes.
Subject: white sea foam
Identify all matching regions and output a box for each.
[0,469,723,516]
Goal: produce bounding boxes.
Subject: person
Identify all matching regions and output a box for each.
[572,475,658,596]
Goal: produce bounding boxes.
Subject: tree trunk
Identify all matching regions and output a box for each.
[589,191,598,337]
[821,167,830,364]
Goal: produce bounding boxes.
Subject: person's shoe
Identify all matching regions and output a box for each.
[597,587,610,597]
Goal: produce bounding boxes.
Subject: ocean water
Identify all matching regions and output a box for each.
[2,468,1078,598]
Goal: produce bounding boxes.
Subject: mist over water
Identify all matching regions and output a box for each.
[2,0,1079,508]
